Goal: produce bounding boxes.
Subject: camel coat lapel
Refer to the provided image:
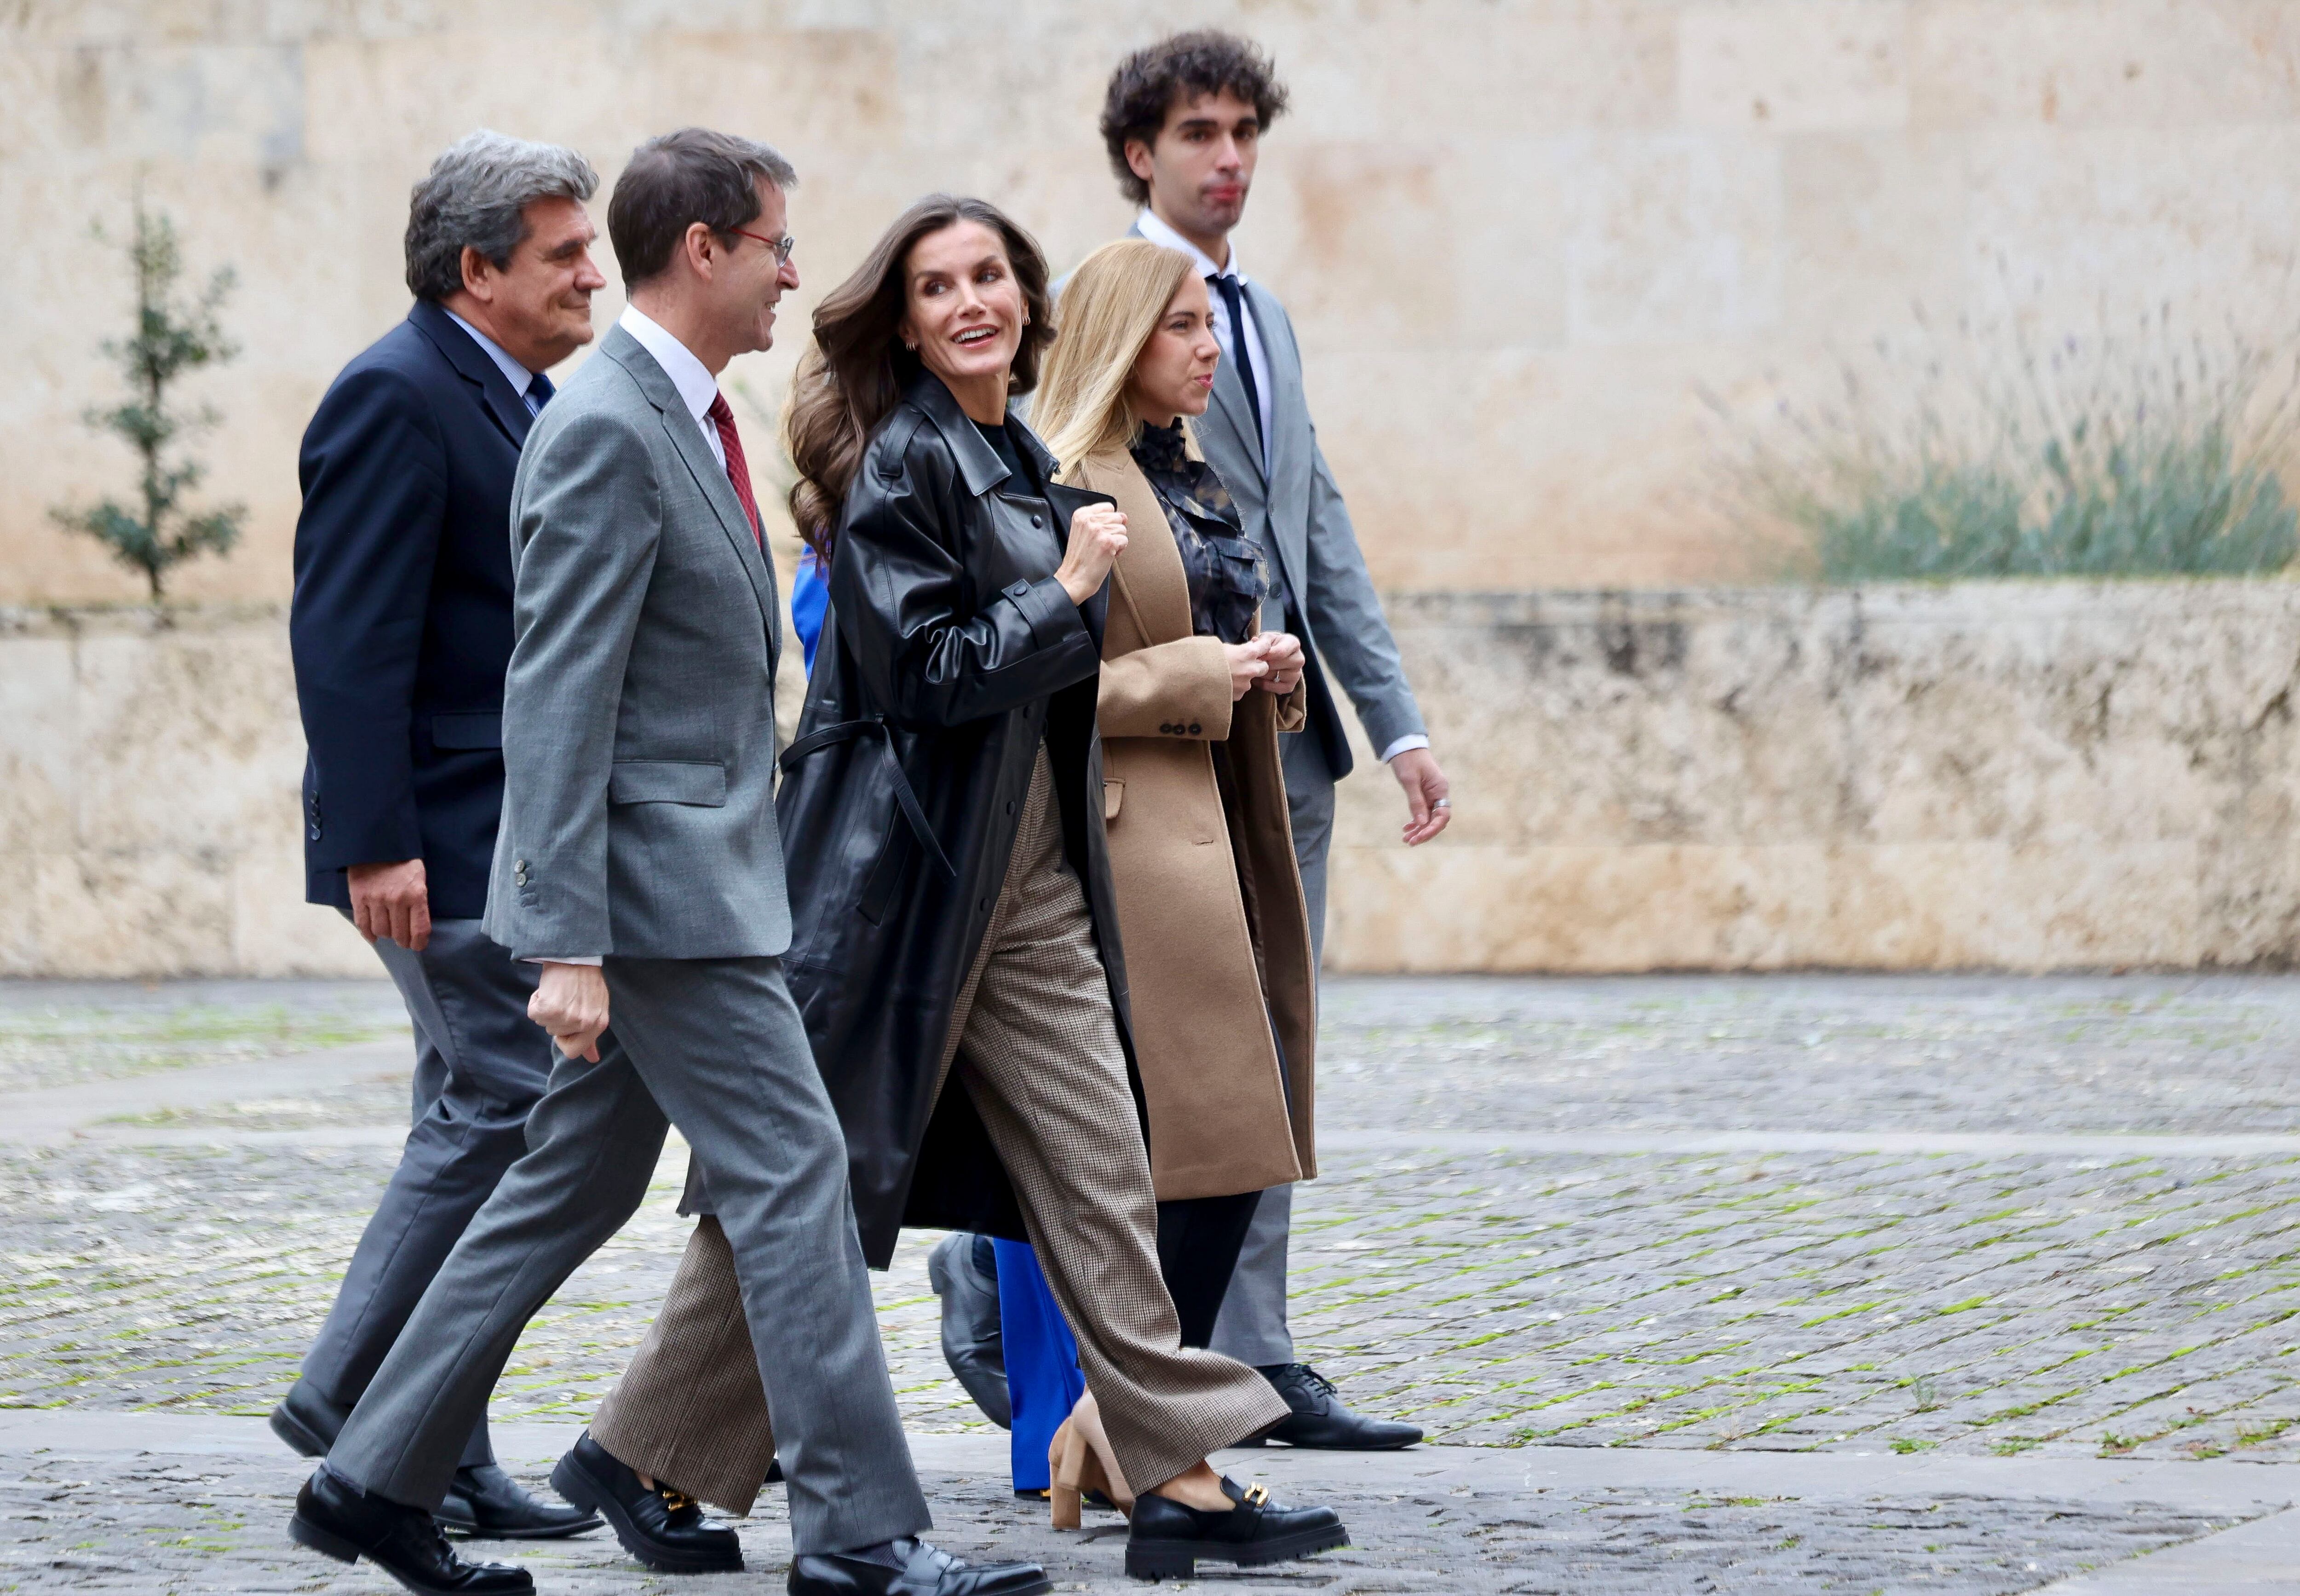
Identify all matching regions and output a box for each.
[1070,446,1317,1200]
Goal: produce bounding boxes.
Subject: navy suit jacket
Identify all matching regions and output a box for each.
[291,300,539,918]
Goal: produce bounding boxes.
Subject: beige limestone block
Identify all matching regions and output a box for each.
[1779,131,1969,337]
[33,848,237,978]
[0,633,79,857]
[1679,2,1911,133]
[640,31,903,159]
[1960,123,2300,333]
[0,850,41,975]
[71,616,303,855]
[1325,842,1834,973]
[302,33,639,167]
[233,839,376,977]
[1325,4,1679,140]
[1564,132,1783,345]
[1913,0,2300,129]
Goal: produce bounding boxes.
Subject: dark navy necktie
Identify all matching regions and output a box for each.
[524,370,555,415]
[1207,274,1264,457]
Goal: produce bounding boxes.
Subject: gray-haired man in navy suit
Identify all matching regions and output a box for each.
[280,129,608,1539]
[1112,30,1450,1449]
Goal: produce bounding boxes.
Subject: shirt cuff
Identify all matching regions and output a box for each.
[523,955,604,966]
[1379,734,1431,763]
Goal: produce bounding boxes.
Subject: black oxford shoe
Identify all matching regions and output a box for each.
[551,1430,742,1574]
[1126,1477,1348,1581]
[435,1462,602,1540]
[787,1537,1049,1596]
[288,1468,535,1596]
[1244,1363,1424,1450]
[270,1384,347,1458]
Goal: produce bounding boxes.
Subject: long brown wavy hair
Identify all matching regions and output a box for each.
[785,194,1056,559]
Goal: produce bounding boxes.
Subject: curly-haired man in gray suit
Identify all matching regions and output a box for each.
[1106,29,1450,1451]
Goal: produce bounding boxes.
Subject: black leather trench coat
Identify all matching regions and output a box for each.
[776,371,1136,1269]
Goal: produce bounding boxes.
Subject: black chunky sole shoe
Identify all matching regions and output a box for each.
[551,1441,742,1574]
[1123,1481,1349,1581]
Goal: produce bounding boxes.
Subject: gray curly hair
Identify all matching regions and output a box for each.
[404,130,599,302]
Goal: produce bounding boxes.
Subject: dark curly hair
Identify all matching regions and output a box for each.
[1098,30,1290,206]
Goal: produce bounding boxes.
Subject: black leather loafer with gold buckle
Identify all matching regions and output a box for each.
[550,1430,743,1574]
[1123,1478,1348,1581]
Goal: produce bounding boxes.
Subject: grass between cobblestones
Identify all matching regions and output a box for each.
[4,1140,2298,1466]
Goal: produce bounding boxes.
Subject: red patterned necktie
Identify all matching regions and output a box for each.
[706,392,762,549]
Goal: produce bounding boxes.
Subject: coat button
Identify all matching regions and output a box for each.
[1006,801,1016,815]
[1031,514,1043,528]
[1159,723,1173,734]
[1188,723,1202,735]
[307,824,322,841]
[979,897,992,912]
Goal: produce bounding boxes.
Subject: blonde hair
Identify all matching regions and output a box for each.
[1036,239,1200,482]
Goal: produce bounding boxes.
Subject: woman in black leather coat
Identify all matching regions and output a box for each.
[782,195,1348,1579]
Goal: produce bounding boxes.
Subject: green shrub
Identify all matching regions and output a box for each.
[49,193,244,601]
[1713,306,2300,582]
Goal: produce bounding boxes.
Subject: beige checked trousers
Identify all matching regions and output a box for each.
[591,746,1286,1512]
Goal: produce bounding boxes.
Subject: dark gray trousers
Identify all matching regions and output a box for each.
[293,917,550,1469]
[1208,728,1334,1368]
[326,954,928,1555]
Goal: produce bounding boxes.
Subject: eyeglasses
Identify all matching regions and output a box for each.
[728,226,795,264]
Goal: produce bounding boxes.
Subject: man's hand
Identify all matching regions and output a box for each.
[1390,747,1452,847]
[348,858,432,950]
[1254,631,1305,695]
[530,962,610,1062]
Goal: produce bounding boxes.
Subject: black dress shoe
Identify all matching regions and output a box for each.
[550,1430,742,1574]
[435,1462,602,1540]
[788,1537,1049,1596]
[270,1384,348,1458]
[288,1468,535,1596]
[1125,1477,1348,1580]
[1244,1363,1423,1450]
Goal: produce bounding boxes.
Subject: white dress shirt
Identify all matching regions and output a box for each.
[527,306,733,968]
[618,303,726,469]
[442,310,548,414]
[1133,212,1428,766]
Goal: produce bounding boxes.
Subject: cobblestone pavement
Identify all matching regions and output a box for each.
[0,1444,2254,1595]
[5,973,2300,1591]
[0,982,404,1096]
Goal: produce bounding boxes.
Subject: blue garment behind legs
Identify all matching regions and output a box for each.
[993,1238,1081,1492]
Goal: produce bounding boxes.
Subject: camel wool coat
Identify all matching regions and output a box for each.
[1068,444,1318,1201]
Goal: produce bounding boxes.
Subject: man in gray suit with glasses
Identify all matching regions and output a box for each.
[1112,30,1451,1449]
[287,127,1047,1596]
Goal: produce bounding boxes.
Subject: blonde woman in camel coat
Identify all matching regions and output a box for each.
[1017,236,1321,1521]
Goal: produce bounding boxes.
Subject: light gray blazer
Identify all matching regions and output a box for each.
[482,324,790,961]
[1121,231,1425,781]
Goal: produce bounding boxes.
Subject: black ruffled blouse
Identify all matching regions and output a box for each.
[1128,419,1268,645]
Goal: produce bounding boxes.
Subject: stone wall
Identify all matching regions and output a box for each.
[9,585,2299,978]
[1327,580,2300,972]
[7,2,2299,605]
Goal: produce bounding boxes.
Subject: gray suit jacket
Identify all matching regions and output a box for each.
[1121,229,1425,781]
[482,324,790,960]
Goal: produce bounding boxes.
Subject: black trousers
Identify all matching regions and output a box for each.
[1156,1189,1265,1349]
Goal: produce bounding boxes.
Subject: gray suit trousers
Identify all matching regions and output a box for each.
[293,917,550,1469]
[1208,729,1334,1367]
[325,955,928,1555]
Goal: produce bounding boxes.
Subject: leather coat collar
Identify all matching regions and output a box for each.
[903,368,1058,497]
